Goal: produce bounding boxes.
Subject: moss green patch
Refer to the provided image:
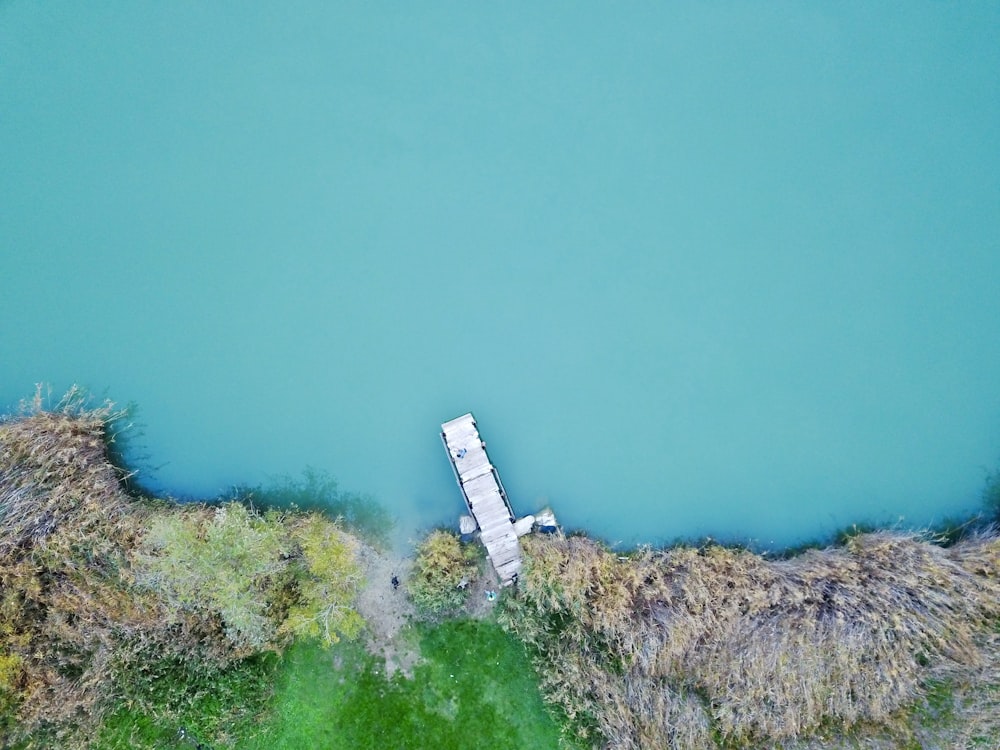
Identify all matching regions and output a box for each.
[915,678,956,728]
[245,620,569,750]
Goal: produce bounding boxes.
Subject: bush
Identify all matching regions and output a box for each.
[407,530,479,617]
[134,503,290,651]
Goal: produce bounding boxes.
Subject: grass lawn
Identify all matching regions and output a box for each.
[91,619,568,750]
[243,619,568,750]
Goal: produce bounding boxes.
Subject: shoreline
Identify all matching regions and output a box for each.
[9,386,992,560]
[2,400,999,748]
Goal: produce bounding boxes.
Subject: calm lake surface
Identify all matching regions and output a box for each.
[3,4,999,550]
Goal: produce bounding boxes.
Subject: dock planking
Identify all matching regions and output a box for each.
[441,413,523,585]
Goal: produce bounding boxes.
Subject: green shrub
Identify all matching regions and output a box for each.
[134,503,290,651]
[407,530,479,617]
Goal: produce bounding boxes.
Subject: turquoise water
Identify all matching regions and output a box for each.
[2,4,999,550]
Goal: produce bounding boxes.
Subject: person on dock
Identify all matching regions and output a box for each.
[455,447,467,459]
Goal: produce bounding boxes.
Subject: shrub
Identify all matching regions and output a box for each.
[407,530,479,617]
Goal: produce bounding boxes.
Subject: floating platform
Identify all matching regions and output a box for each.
[441,413,523,585]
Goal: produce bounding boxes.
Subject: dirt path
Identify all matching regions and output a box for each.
[354,544,420,677]
[353,542,504,677]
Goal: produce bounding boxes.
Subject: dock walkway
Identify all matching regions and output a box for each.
[441,413,522,585]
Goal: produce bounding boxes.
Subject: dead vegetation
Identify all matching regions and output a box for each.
[499,529,1000,749]
[0,392,165,735]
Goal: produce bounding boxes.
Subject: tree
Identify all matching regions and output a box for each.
[135,502,365,650]
[279,514,363,645]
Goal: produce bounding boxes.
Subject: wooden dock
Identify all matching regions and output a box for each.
[441,413,523,586]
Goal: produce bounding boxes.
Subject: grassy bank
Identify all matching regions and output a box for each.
[242,620,566,750]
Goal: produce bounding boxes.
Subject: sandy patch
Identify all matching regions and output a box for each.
[354,544,420,677]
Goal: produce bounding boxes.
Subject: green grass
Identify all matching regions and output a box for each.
[914,678,956,728]
[92,651,278,750]
[243,619,568,750]
[86,620,567,750]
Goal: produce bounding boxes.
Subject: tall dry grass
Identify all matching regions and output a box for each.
[500,529,1000,748]
[0,392,173,739]
[0,387,133,559]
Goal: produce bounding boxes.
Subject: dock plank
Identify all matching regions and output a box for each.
[441,413,523,585]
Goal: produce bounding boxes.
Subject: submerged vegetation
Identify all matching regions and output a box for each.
[242,467,393,550]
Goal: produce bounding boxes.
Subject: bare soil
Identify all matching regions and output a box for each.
[353,543,503,678]
[354,544,420,678]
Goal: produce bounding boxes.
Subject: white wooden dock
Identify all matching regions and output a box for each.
[441,413,523,586]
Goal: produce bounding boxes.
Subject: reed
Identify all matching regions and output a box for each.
[0,395,168,741]
[500,529,1000,748]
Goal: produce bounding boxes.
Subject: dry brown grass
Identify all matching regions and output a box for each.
[500,529,1000,749]
[0,393,176,740]
[0,388,132,559]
